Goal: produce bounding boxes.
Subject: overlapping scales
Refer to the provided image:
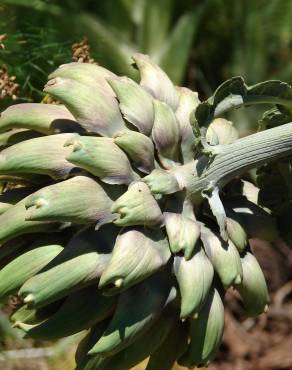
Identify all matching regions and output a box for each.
[0,54,274,370]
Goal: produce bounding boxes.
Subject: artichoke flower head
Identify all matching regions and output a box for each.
[0,53,285,370]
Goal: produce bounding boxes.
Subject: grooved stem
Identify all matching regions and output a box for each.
[178,122,292,199]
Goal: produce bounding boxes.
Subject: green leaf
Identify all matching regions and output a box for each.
[139,0,174,56]
[195,77,292,127]
[158,12,199,84]
[76,14,136,79]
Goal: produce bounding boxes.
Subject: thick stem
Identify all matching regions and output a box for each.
[176,122,292,200]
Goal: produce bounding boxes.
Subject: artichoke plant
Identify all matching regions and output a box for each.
[0,54,291,370]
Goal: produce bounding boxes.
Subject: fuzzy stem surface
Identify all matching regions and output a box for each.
[177,122,292,200]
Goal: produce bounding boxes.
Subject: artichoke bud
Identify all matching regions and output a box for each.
[80,286,178,370]
[114,130,155,174]
[226,216,248,252]
[24,176,115,227]
[236,251,269,317]
[143,168,181,194]
[0,197,64,245]
[201,226,243,288]
[111,181,163,227]
[152,99,180,168]
[19,226,115,308]
[65,135,137,185]
[173,244,214,318]
[15,285,116,340]
[0,241,64,301]
[44,77,127,137]
[99,227,171,294]
[175,87,200,163]
[0,103,77,135]
[11,306,40,326]
[145,319,188,370]
[49,62,116,97]
[11,300,62,326]
[164,212,200,259]
[108,76,154,135]
[90,272,172,356]
[225,198,279,241]
[206,118,239,145]
[179,288,224,368]
[132,53,178,111]
[0,133,76,180]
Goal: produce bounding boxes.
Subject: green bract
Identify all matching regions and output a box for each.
[0,53,291,369]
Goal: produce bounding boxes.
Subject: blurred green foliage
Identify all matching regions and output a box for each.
[0,0,291,106]
[0,1,291,368]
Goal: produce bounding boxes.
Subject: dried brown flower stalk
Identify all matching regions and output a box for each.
[72,37,96,64]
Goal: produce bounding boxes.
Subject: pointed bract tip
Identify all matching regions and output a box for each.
[234,274,242,285]
[114,278,123,288]
[12,321,20,329]
[23,293,34,305]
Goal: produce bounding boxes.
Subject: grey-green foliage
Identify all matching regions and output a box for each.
[0,0,207,106]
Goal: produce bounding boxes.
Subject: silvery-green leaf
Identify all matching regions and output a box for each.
[99,227,171,293]
[201,225,243,288]
[173,245,214,318]
[152,99,180,168]
[164,212,200,259]
[0,103,78,135]
[65,135,137,185]
[111,181,163,227]
[90,272,172,356]
[0,129,41,148]
[143,168,181,194]
[175,87,200,163]
[195,77,292,127]
[24,176,114,227]
[114,130,155,174]
[206,118,239,145]
[236,251,269,317]
[0,197,63,244]
[179,288,224,368]
[0,133,76,180]
[108,76,154,135]
[132,53,178,111]
[44,77,127,137]
[49,62,116,97]
[259,107,292,130]
[19,225,116,308]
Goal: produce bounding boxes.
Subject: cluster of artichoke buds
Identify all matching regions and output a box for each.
[0,53,288,370]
